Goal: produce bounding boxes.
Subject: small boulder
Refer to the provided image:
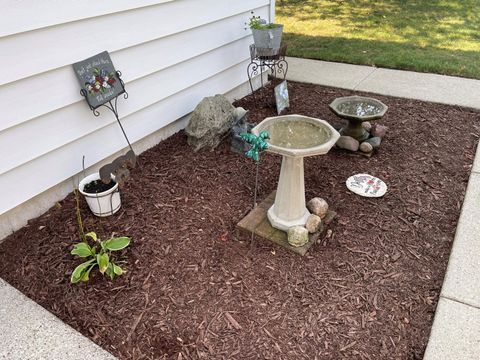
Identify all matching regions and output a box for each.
[307,197,329,219]
[359,142,374,153]
[305,214,322,234]
[362,121,372,132]
[365,136,382,149]
[371,124,388,138]
[185,95,236,151]
[336,136,359,152]
[287,226,309,247]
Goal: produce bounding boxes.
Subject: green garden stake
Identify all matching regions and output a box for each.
[240,130,270,209]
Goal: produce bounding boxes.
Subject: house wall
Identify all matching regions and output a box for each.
[0,0,276,240]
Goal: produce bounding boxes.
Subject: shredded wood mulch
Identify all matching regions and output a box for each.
[0,82,478,360]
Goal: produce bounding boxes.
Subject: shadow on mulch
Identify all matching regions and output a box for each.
[0,82,478,360]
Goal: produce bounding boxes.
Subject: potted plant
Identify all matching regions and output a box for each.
[79,173,121,217]
[247,12,284,54]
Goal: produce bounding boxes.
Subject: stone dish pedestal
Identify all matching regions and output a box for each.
[329,96,388,142]
[251,115,340,231]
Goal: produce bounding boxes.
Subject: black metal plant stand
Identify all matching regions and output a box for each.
[247,44,288,106]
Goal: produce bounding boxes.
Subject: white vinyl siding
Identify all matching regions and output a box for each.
[0,0,275,216]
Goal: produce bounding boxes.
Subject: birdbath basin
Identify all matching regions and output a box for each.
[329,96,388,141]
[251,115,340,231]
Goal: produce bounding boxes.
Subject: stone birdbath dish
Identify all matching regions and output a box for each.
[329,96,388,142]
[251,115,340,231]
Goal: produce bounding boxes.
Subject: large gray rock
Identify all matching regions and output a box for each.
[185,95,236,151]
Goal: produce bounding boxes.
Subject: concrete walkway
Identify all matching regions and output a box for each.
[1,58,479,359]
[286,57,480,110]
[287,57,480,359]
[0,278,116,360]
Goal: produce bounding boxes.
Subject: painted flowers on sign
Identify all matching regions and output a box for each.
[73,51,125,109]
[84,68,117,95]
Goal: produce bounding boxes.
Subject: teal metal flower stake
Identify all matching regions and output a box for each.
[240,130,269,208]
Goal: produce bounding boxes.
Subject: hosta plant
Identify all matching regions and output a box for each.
[70,231,130,284]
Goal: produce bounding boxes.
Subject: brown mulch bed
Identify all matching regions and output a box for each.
[0,82,479,360]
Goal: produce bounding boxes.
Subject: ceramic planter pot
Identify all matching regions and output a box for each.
[79,173,121,217]
[252,24,284,52]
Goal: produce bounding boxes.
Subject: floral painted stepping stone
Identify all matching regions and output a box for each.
[346,173,387,198]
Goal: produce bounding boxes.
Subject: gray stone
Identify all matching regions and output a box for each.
[359,141,374,153]
[371,124,388,138]
[365,136,382,149]
[305,214,322,234]
[185,95,236,151]
[336,136,359,152]
[307,197,329,219]
[362,121,372,132]
[287,226,309,247]
[233,107,247,122]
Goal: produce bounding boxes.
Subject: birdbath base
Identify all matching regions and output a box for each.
[267,205,310,232]
[340,124,370,142]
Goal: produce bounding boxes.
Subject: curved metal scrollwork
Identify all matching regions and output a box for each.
[246,44,289,105]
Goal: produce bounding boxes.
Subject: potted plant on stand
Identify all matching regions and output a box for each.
[247,12,284,56]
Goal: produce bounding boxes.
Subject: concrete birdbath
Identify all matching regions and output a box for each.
[329,96,388,141]
[251,115,340,231]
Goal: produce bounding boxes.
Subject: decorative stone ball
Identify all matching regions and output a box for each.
[307,197,329,219]
[305,214,322,234]
[336,136,359,152]
[287,226,309,247]
[359,142,374,153]
[362,121,372,132]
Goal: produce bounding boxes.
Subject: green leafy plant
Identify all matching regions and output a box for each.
[70,231,130,284]
[246,13,278,30]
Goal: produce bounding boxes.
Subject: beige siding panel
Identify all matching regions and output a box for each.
[0,37,252,175]
[0,10,262,132]
[0,60,249,214]
[1,0,173,37]
[0,0,268,85]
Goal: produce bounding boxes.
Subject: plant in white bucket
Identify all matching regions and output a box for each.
[246,12,284,54]
[79,173,121,217]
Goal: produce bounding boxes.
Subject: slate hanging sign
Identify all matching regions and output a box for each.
[73,51,125,109]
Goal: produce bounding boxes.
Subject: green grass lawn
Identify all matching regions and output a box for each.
[276,0,480,79]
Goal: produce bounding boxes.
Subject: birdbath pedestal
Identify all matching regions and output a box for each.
[329,96,388,142]
[252,115,340,231]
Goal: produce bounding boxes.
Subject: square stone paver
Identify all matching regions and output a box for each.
[237,191,335,256]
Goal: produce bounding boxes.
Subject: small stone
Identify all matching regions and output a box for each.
[233,107,247,121]
[359,142,373,153]
[305,214,322,234]
[287,226,309,247]
[362,121,372,132]
[371,124,388,138]
[336,136,359,152]
[365,136,382,149]
[307,197,329,219]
